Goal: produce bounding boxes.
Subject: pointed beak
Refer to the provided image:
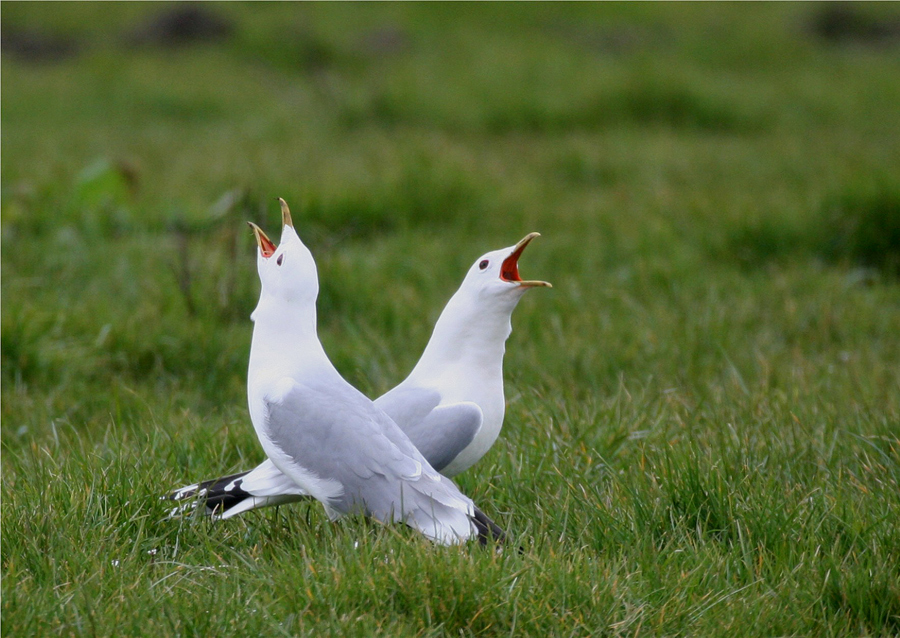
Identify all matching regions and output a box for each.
[279,197,293,229]
[500,232,551,288]
[247,221,277,258]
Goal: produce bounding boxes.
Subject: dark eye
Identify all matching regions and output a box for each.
[276,254,284,266]
[479,259,489,270]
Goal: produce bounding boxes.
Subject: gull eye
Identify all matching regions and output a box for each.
[479,259,489,270]
[276,254,284,266]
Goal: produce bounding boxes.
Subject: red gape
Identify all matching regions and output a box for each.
[500,246,525,282]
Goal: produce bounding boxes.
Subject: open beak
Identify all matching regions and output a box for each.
[279,197,293,229]
[247,222,277,258]
[500,232,552,288]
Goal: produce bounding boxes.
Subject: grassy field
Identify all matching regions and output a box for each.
[3,3,899,636]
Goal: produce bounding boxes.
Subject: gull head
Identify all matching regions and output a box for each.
[248,198,318,307]
[458,232,551,305]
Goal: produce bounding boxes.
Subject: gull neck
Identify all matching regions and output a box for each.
[248,295,335,382]
[407,288,523,383]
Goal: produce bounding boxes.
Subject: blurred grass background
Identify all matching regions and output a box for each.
[2,3,899,636]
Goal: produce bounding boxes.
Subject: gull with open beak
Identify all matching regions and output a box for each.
[168,202,550,522]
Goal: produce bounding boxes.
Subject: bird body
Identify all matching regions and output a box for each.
[234,207,488,544]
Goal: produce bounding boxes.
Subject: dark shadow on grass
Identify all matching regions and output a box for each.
[806,2,900,46]
[719,179,900,278]
[126,5,234,48]
[0,26,80,63]
[818,181,900,277]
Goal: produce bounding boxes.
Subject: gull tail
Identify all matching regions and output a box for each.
[165,460,309,519]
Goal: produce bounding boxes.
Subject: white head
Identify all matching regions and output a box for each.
[407,232,551,382]
[454,232,552,310]
[248,199,319,309]
[247,199,337,379]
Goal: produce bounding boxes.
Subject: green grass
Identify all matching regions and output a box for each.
[3,3,900,636]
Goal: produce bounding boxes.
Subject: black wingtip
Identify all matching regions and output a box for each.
[471,506,508,546]
[165,469,255,517]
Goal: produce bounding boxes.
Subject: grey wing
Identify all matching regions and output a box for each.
[375,387,441,432]
[263,380,475,543]
[264,382,435,505]
[376,388,483,473]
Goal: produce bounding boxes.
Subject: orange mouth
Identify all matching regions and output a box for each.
[248,222,277,258]
[500,232,551,288]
